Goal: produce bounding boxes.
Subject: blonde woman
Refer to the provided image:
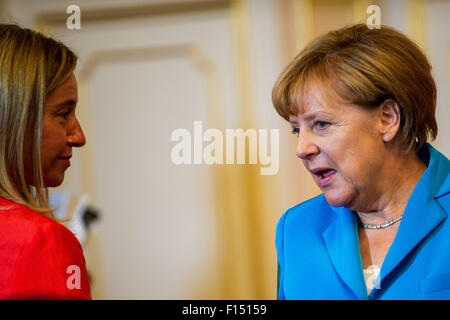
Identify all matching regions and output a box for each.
[273,24,449,299]
[0,24,90,299]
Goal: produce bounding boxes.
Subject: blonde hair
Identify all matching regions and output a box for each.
[0,24,77,217]
[272,23,437,153]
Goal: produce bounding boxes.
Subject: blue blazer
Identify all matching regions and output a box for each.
[276,143,450,299]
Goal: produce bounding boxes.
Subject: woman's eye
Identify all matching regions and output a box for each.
[59,111,71,119]
[291,127,300,135]
[314,121,330,130]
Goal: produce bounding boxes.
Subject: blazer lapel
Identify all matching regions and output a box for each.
[375,143,449,296]
[377,181,448,290]
[321,143,448,300]
[322,206,368,300]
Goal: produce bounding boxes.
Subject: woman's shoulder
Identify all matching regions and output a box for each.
[0,197,91,299]
[289,193,329,212]
[280,194,329,221]
[276,194,332,235]
[0,197,77,246]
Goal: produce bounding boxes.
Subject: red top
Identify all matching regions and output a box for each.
[0,198,91,299]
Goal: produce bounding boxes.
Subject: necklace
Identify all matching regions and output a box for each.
[357,215,403,229]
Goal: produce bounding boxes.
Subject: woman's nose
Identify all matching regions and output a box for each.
[296,131,319,160]
[67,118,86,148]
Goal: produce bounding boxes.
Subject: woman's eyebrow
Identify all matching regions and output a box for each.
[302,110,333,121]
[58,99,77,106]
[50,99,77,109]
[289,111,333,126]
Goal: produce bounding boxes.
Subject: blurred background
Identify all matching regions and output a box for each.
[0,0,448,299]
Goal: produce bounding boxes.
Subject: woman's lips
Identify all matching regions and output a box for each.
[59,156,71,167]
[310,168,336,187]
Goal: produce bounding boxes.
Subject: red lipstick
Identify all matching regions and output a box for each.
[59,155,72,167]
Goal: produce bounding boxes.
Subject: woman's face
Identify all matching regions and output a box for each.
[39,73,86,187]
[289,83,385,209]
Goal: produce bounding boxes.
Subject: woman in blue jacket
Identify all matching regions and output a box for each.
[272,24,449,300]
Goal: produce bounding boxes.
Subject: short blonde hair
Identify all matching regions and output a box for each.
[0,24,77,217]
[272,23,437,153]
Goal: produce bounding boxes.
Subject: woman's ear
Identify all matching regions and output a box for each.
[378,99,400,143]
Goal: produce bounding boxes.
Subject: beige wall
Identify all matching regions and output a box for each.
[1,0,448,299]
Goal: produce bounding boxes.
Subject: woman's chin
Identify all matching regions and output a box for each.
[323,189,353,208]
[44,174,65,188]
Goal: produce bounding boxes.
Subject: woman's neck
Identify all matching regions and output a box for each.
[356,149,427,226]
